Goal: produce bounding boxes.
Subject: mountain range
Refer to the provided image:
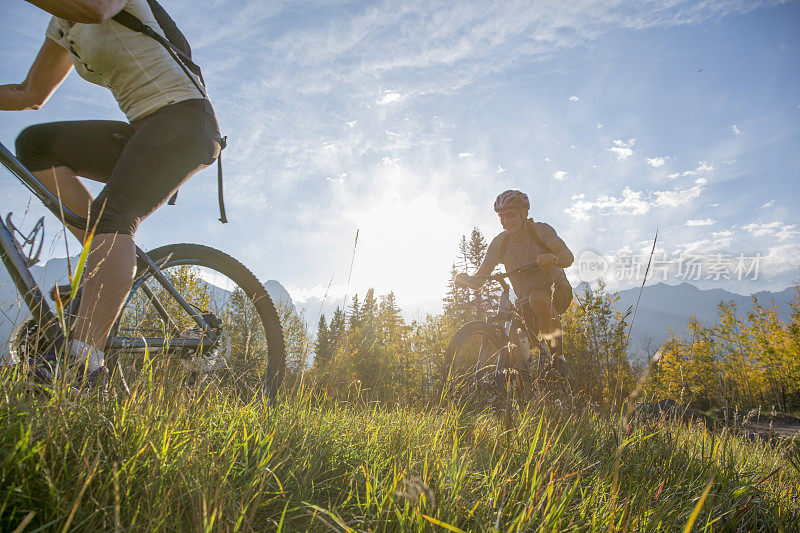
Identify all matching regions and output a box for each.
[585,281,796,358]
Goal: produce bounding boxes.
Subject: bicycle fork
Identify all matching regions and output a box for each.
[0,217,61,346]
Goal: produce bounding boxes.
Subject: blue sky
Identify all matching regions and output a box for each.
[1,0,798,317]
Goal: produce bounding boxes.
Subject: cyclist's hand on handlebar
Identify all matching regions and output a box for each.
[455,272,481,290]
[537,253,558,268]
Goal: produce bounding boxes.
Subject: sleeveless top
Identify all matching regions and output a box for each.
[484,220,570,298]
[45,0,204,122]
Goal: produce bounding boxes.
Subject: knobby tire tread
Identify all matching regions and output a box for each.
[111,243,286,399]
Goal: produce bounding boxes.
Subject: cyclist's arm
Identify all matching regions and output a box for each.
[0,39,73,111]
[25,0,128,23]
[548,239,574,268]
[536,223,574,268]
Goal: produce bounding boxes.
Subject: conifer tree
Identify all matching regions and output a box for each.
[314,315,331,367]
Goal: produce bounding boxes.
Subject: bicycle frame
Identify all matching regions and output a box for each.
[0,141,214,354]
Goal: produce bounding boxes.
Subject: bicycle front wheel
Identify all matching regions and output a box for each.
[108,244,286,402]
[444,321,511,404]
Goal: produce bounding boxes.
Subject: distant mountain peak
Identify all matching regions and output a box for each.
[263,280,293,309]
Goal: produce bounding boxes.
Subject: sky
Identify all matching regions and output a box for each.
[1,0,799,319]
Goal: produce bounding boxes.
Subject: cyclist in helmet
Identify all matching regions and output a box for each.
[0,0,221,386]
[456,189,574,358]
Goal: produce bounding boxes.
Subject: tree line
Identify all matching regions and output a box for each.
[645,292,800,411]
[276,227,799,413]
[301,228,636,406]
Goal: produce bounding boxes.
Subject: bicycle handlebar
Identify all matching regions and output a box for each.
[471,261,542,282]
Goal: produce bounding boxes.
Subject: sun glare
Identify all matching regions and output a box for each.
[346,191,468,307]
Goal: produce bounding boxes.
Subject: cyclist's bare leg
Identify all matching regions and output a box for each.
[72,233,135,355]
[551,312,564,358]
[32,165,92,241]
[529,289,563,355]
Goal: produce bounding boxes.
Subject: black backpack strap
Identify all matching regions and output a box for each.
[112,7,231,223]
[111,9,206,97]
[217,136,228,223]
[145,0,191,59]
[525,220,552,253]
[498,220,552,264]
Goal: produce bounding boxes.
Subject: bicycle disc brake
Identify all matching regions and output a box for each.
[178,311,230,373]
[5,213,44,267]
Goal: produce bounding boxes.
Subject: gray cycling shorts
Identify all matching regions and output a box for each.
[15,99,220,235]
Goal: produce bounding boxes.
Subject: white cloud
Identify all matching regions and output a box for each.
[759,200,775,208]
[458,152,473,158]
[742,221,798,240]
[496,164,507,173]
[565,187,649,219]
[686,218,715,226]
[287,283,349,304]
[681,161,714,176]
[609,138,635,160]
[732,124,741,135]
[668,172,680,179]
[609,147,633,160]
[571,193,585,200]
[346,120,357,127]
[652,185,703,207]
[695,177,707,185]
[553,170,568,181]
[376,91,403,105]
[565,183,705,219]
[569,96,580,102]
[710,230,735,247]
[326,172,347,183]
[596,123,604,129]
[646,156,667,167]
[544,157,550,162]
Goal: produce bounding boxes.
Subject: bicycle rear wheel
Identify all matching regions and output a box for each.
[108,244,286,402]
[529,340,573,411]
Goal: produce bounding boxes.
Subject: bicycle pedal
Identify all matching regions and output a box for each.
[5,212,44,266]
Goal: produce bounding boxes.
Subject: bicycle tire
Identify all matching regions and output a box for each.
[443,321,521,408]
[528,340,574,411]
[107,243,286,402]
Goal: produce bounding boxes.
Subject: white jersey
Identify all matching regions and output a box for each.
[46,0,204,122]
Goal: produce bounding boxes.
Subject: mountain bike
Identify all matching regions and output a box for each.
[0,141,285,401]
[445,263,574,416]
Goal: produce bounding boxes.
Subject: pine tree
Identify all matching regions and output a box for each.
[329,306,346,350]
[361,288,378,329]
[443,228,499,322]
[314,315,331,367]
[348,294,361,330]
[443,263,471,321]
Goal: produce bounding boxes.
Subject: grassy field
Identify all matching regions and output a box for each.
[1,362,798,532]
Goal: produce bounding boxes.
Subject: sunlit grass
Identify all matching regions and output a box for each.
[0,361,798,532]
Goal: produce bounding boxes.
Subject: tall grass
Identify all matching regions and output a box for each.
[0,359,798,532]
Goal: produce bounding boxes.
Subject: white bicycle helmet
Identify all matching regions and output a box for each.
[494,190,530,212]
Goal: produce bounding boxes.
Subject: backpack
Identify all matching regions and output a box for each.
[497,220,570,284]
[112,0,229,223]
[498,219,552,260]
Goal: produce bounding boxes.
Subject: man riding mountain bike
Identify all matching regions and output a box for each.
[456,189,574,361]
[1,0,222,387]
